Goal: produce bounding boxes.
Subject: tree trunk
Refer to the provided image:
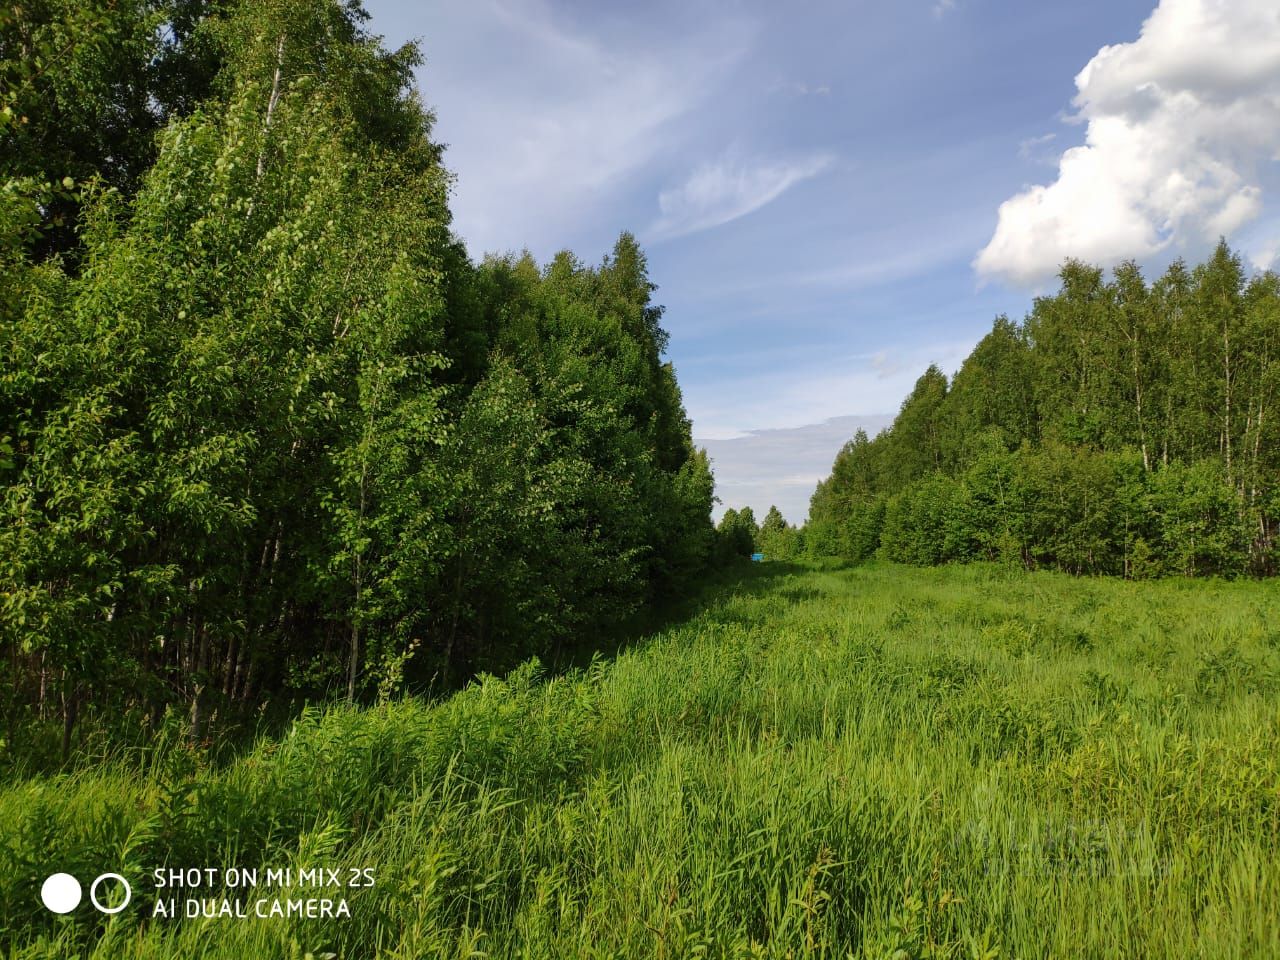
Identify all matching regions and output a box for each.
[189,623,210,742]
[59,673,77,762]
[256,36,286,180]
[346,620,360,703]
[444,560,466,689]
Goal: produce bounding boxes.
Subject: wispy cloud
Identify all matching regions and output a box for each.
[648,149,835,241]
[786,233,977,291]
[1017,132,1057,160]
[932,0,957,18]
[772,79,833,97]
[425,0,754,257]
[871,350,904,379]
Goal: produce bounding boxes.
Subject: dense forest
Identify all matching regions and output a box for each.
[807,249,1280,578]
[0,0,717,757]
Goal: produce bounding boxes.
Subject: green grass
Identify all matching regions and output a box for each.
[2,560,1278,958]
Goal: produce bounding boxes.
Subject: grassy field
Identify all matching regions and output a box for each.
[2,560,1278,959]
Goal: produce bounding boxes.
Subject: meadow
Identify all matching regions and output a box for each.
[1,560,1277,959]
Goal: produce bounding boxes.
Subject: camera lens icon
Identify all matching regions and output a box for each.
[41,873,132,914]
[90,873,132,914]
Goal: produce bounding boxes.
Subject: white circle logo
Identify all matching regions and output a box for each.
[40,873,82,914]
[89,873,132,914]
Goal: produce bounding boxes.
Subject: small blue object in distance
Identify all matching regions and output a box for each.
[751,553,764,562]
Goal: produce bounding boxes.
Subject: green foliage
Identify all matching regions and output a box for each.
[756,504,803,560]
[807,429,888,563]
[1147,459,1253,577]
[717,505,759,559]
[939,316,1035,465]
[0,0,234,260]
[0,562,1276,957]
[809,246,1280,578]
[0,0,716,749]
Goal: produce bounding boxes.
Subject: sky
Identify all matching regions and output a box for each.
[363,0,1280,523]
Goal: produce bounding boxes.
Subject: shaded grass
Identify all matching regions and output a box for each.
[1,561,1277,958]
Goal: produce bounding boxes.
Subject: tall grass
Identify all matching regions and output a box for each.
[1,561,1277,958]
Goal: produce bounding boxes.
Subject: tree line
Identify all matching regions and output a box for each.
[808,247,1279,577]
[0,0,717,756]
[715,505,807,562]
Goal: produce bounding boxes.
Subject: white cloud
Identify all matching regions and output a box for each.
[787,231,978,291]
[697,416,895,524]
[870,350,903,379]
[421,0,753,257]
[1251,242,1280,271]
[932,0,957,18]
[976,0,1280,289]
[686,335,982,523]
[685,337,975,441]
[772,79,832,97]
[1017,132,1056,161]
[648,149,834,240]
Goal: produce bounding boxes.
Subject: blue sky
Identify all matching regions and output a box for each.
[363,0,1280,523]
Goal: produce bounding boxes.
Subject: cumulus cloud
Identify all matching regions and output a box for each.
[975,0,1280,288]
[1251,242,1280,271]
[648,149,834,240]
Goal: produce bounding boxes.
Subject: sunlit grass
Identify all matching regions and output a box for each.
[2,560,1277,958]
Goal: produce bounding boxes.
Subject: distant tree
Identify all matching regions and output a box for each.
[804,243,1276,578]
[940,316,1034,466]
[716,507,756,559]
[807,428,885,561]
[757,505,794,559]
[760,505,786,539]
[881,365,948,488]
